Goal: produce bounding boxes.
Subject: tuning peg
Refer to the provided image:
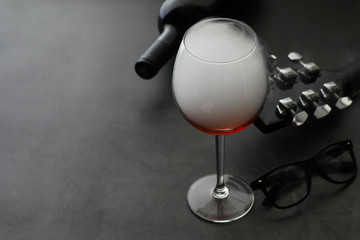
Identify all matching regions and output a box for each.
[276,97,308,127]
[267,54,278,71]
[288,52,320,83]
[268,54,297,89]
[320,81,353,109]
[299,89,331,119]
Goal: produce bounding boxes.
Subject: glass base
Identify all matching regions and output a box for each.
[187,174,254,223]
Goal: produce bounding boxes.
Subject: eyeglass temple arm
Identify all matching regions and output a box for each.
[250,179,280,207]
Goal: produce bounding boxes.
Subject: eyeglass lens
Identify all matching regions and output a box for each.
[315,143,356,183]
[263,165,308,208]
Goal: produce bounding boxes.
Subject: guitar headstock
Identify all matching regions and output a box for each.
[254,52,360,133]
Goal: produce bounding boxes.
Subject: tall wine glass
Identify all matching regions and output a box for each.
[172,18,268,222]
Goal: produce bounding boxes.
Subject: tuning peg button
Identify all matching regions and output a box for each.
[287,52,303,62]
[276,97,308,126]
[293,111,309,127]
[321,81,353,109]
[335,97,353,109]
[269,54,297,89]
[300,89,331,119]
[313,105,332,119]
[288,52,320,82]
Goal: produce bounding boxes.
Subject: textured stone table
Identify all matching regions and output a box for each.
[0,0,359,239]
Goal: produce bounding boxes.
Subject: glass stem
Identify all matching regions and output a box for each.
[213,135,229,199]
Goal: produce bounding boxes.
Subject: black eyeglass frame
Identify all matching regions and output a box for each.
[250,140,357,209]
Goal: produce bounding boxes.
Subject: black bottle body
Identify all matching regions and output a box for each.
[135,0,248,79]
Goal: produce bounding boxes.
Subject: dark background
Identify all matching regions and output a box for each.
[0,0,359,239]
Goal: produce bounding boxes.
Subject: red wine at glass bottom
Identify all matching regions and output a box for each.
[183,113,256,135]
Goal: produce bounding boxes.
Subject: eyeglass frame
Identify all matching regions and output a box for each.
[250,140,357,209]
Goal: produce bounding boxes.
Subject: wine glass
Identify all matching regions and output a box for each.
[172,18,268,222]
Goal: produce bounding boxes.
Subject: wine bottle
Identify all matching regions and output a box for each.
[135,0,252,79]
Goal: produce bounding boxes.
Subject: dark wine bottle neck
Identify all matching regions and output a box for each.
[135,24,179,79]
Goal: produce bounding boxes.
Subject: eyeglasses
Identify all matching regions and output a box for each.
[250,140,357,209]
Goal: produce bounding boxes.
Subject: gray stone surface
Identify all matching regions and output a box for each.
[0,0,359,239]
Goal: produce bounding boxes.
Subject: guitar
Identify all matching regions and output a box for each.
[254,52,360,133]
